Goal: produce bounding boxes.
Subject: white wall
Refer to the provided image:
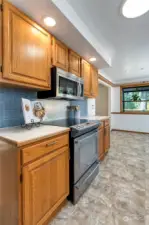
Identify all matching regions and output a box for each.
[111,87,149,133]
[111,87,120,112]
[96,84,109,116]
[87,99,96,116]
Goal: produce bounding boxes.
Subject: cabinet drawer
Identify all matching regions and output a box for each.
[105,120,110,127]
[22,133,69,164]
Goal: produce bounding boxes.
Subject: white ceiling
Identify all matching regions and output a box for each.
[8,0,149,84]
[53,0,149,84]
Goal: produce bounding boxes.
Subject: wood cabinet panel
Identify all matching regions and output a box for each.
[81,59,91,97]
[69,50,81,77]
[52,37,68,71]
[99,127,104,161]
[2,2,51,89]
[23,146,69,225]
[104,125,110,153]
[0,0,2,78]
[91,66,98,97]
[22,133,69,164]
[105,119,110,127]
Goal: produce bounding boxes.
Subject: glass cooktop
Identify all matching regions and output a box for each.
[42,119,89,128]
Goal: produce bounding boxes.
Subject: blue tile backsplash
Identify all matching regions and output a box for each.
[70,100,88,116]
[0,87,88,128]
[0,88,37,128]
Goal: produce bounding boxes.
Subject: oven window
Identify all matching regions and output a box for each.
[59,77,78,96]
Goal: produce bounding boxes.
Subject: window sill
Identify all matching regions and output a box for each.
[111,112,149,115]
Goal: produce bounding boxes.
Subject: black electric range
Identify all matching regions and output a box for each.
[42,118,100,138]
[42,118,100,204]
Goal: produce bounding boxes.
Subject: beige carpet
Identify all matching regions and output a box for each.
[49,131,149,225]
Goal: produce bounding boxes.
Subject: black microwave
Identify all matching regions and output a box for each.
[38,67,84,100]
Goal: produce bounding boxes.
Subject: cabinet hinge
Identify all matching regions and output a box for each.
[20,174,23,183]
[0,65,3,73]
[0,4,3,11]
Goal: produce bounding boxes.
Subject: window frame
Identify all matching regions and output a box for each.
[120,84,149,115]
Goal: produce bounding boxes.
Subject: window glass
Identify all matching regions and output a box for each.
[122,86,149,112]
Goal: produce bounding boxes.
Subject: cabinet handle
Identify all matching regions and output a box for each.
[46,141,58,147]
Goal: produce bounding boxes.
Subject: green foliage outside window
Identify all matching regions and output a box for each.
[122,87,149,112]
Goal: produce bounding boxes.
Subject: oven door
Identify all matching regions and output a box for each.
[74,129,99,183]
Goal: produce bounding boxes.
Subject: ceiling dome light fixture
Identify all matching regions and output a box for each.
[122,0,149,18]
[89,57,96,62]
[43,17,56,27]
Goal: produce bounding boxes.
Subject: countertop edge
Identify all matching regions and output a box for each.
[0,128,70,147]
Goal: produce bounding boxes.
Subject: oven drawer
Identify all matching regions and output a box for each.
[22,133,69,164]
[73,161,99,204]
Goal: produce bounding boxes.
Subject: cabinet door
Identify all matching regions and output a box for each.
[52,37,68,71]
[23,147,69,225]
[104,125,110,153]
[81,59,91,97]
[69,50,81,77]
[99,128,104,161]
[3,2,51,89]
[91,66,99,97]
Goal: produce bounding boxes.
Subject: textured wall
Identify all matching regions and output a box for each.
[0,88,37,128]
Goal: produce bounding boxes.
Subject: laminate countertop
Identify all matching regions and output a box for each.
[0,125,70,147]
[81,115,110,121]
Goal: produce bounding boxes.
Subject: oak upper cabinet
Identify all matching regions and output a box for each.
[23,146,69,225]
[104,120,110,153]
[81,59,91,97]
[2,2,51,90]
[51,37,68,71]
[69,50,81,77]
[91,66,99,97]
[98,123,104,161]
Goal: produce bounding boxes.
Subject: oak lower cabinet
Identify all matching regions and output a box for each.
[98,123,104,161]
[52,37,68,71]
[0,131,69,225]
[98,119,110,161]
[69,50,81,77]
[1,2,51,90]
[104,121,110,153]
[23,146,69,225]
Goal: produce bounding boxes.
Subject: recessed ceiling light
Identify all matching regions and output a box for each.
[89,57,96,62]
[43,17,56,27]
[122,0,149,18]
